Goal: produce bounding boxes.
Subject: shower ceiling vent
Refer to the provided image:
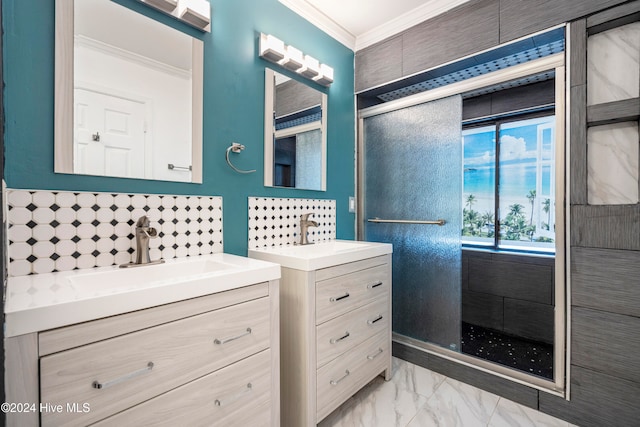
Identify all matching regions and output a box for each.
[377,39,564,102]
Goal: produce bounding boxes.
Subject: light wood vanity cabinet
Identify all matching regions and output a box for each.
[280,254,392,426]
[8,281,280,427]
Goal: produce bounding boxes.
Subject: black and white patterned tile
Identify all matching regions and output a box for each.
[6,189,223,277]
[248,197,336,249]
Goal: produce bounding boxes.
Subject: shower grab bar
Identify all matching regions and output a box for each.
[367,218,446,226]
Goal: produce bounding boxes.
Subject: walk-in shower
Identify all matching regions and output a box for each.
[357,27,566,394]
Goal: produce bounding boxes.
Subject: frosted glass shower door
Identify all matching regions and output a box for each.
[362,95,462,350]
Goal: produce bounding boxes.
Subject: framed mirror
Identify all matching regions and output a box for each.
[264,68,327,191]
[55,0,203,183]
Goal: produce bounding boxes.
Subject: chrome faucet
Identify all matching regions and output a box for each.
[120,215,165,268]
[298,213,319,245]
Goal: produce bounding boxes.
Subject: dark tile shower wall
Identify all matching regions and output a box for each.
[462,250,555,344]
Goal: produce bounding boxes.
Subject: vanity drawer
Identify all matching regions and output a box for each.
[316,331,389,422]
[93,349,272,427]
[40,297,270,427]
[316,264,388,324]
[316,297,389,368]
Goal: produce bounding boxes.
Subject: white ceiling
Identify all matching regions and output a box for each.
[279,0,471,51]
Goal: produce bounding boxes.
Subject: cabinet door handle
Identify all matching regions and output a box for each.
[367,314,384,325]
[330,331,350,344]
[367,281,383,289]
[92,362,154,390]
[214,327,252,345]
[214,383,253,407]
[330,292,350,302]
[367,348,384,360]
[330,369,350,386]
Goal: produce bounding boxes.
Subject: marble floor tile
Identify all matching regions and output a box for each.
[319,359,572,427]
[319,376,429,427]
[406,378,500,427]
[489,398,569,427]
[391,357,447,398]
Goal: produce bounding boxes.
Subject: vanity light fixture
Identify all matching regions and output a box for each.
[259,33,334,86]
[142,0,178,13]
[314,64,334,86]
[259,34,286,62]
[140,0,211,31]
[298,54,320,78]
[177,0,211,31]
[282,46,305,71]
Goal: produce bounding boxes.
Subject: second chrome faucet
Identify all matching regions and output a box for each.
[120,215,165,268]
[298,213,319,245]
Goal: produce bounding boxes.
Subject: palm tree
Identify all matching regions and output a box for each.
[481,211,495,237]
[526,190,536,226]
[509,203,524,216]
[542,198,551,230]
[463,208,481,236]
[502,203,526,241]
[465,194,476,210]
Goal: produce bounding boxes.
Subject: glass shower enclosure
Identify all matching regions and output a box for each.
[361,95,463,350]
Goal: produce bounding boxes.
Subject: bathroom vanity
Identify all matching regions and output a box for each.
[249,240,392,426]
[4,254,280,427]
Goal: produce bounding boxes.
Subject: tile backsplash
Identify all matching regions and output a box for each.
[6,189,223,277]
[248,197,336,249]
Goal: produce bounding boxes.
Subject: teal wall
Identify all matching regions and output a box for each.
[2,0,356,255]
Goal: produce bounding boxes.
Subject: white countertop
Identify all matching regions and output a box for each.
[248,240,393,271]
[4,253,280,337]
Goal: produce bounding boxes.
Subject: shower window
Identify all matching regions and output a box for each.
[462,113,556,252]
[462,125,496,247]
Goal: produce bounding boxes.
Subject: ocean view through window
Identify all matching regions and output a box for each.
[462,114,555,253]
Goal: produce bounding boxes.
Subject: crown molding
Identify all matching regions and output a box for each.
[279,0,471,52]
[75,35,191,79]
[278,0,356,50]
[355,0,470,51]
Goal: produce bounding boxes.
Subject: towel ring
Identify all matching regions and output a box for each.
[226,142,256,174]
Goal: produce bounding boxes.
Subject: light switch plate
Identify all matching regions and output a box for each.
[348,196,355,213]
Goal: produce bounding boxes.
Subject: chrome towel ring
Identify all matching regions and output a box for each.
[225,142,256,174]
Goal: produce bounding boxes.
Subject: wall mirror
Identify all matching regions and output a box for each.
[264,68,327,191]
[55,0,203,183]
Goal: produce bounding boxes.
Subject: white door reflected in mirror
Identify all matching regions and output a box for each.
[55,0,203,183]
[74,88,146,178]
[264,68,327,191]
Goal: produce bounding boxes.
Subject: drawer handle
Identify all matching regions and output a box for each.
[214,383,253,407]
[367,281,383,289]
[367,314,384,325]
[330,331,350,344]
[330,369,350,386]
[367,348,384,360]
[330,292,350,302]
[92,362,154,390]
[214,327,252,345]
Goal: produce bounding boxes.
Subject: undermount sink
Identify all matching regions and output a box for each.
[68,258,236,292]
[248,239,393,271]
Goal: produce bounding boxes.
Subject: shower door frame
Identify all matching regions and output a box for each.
[356,37,568,396]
